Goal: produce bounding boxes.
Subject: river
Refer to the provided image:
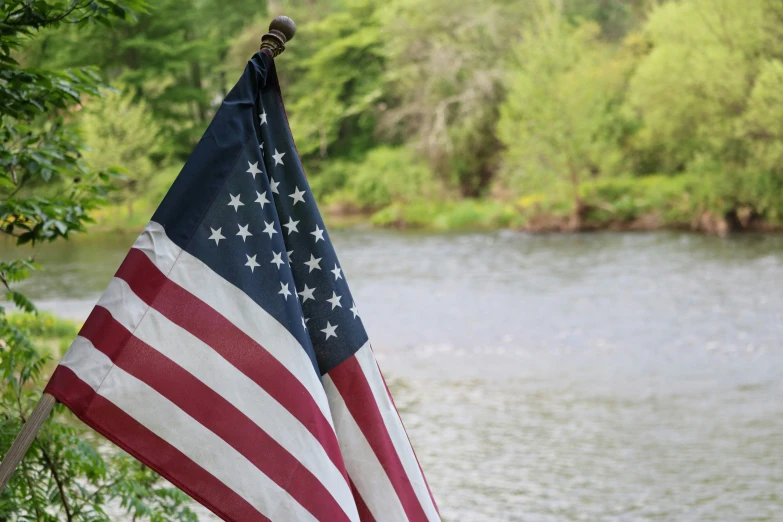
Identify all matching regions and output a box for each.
[5,229,783,521]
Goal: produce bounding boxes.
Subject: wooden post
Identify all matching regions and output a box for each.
[0,392,57,493]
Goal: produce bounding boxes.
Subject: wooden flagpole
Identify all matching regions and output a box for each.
[0,393,56,491]
[0,15,296,496]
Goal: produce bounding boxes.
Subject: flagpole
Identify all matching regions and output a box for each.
[0,14,296,496]
[0,393,56,491]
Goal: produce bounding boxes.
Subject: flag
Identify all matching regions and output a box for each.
[44,50,440,522]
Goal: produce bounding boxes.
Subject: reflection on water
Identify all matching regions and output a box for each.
[3,230,783,521]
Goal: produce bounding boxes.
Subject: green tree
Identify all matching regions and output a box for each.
[282,0,385,162]
[28,0,267,157]
[0,2,196,519]
[627,0,783,225]
[498,1,631,227]
[80,88,167,215]
[626,0,765,172]
[379,0,525,197]
[564,0,649,40]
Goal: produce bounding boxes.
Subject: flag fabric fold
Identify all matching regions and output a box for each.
[44,50,439,522]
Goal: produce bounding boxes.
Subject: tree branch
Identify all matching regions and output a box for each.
[40,445,74,522]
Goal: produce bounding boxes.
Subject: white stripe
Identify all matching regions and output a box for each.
[132,222,181,275]
[98,277,359,521]
[354,344,439,521]
[61,336,113,390]
[62,339,319,522]
[97,277,149,331]
[323,375,408,522]
[134,221,333,427]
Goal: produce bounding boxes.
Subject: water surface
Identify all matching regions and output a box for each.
[5,230,783,521]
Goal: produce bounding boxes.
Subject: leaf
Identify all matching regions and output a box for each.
[6,290,36,313]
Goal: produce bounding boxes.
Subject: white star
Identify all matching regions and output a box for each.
[270,177,280,194]
[246,161,262,179]
[289,187,306,206]
[272,149,286,166]
[208,227,225,246]
[298,284,316,303]
[311,224,325,242]
[255,190,269,209]
[228,193,244,212]
[350,301,359,319]
[262,221,277,238]
[236,224,252,242]
[327,291,343,310]
[278,282,292,300]
[260,142,265,152]
[304,254,322,273]
[259,110,267,125]
[245,254,260,272]
[321,321,338,340]
[283,217,299,235]
[270,251,284,269]
[331,264,343,280]
[286,250,293,265]
[302,316,309,330]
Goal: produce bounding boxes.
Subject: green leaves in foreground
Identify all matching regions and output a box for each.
[0,1,197,520]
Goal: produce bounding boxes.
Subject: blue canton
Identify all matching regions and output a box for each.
[152,52,368,376]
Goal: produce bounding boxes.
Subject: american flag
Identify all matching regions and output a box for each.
[44,50,439,521]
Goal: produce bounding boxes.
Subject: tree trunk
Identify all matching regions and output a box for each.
[568,163,583,231]
[190,61,208,123]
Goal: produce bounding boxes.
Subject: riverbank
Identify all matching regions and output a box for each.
[368,175,783,236]
[89,174,783,237]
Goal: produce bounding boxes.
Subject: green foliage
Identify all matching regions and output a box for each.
[0,2,196,520]
[372,199,521,230]
[379,0,524,197]
[578,175,697,226]
[0,1,141,246]
[29,0,266,157]
[313,146,437,210]
[349,147,435,208]
[15,0,783,234]
[626,0,765,171]
[564,0,647,40]
[7,311,79,341]
[281,0,385,161]
[624,0,783,225]
[498,1,632,224]
[80,88,166,207]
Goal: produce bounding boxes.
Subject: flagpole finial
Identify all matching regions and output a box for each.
[261,16,296,57]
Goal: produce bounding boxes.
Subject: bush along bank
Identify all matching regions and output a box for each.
[349,174,783,235]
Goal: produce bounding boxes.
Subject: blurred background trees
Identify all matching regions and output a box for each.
[13,0,783,234]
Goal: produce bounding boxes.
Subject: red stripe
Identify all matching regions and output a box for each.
[78,307,352,522]
[374,352,439,515]
[115,247,347,481]
[45,367,269,522]
[329,354,431,521]
[349,479,376,522]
